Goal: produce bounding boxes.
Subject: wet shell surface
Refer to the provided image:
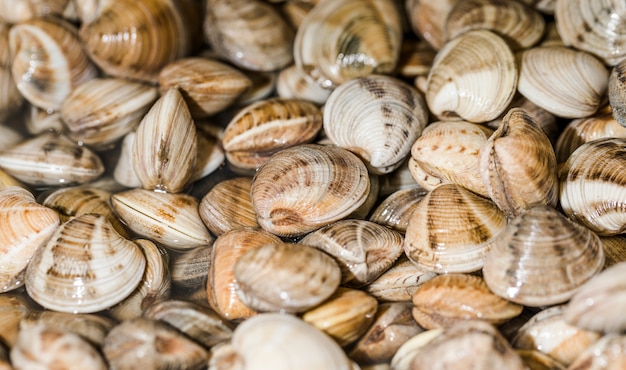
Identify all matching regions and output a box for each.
[294,0,402,89]
[250,144,370,237]
[363,256,438,302]
[170,245,209,289]
[276,64,332,105]
[403,184,507,273]
[567,333,626,369]
[323,75,428,174]
[233,241,341,313]
[0,0,74,24]
[425,29,517,123]
[199,177,258,236]
[405,0,459,50]
[24,214,146,313]
[368,187,428,233]
[483,205,605,307]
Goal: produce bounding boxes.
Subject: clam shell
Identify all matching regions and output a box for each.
[609,59,626,127]
[25,105,65,135]
[517,46,609,118]
[199,177,258,236]
[405,0,459,50]
[0,168,23,191]
[193,122,225,181]
[404,184,508,273]
[567,333,626,369]
[0,186,60,292]
[20,310,115,347]
[233,241,341,313]
[294,0,402,88]
[276,64,332,105]
[170,245,210,290]
[601,235,626,268]
[425,29,517,123]
[0,294,33,347]
[112,131,142,188]
[9,16,97,110]
[369,187,428,233]
[363,256,437,302]
[323,75,428,174]
[0,0,73,23]
[390,328,445,370]
[111,188,212,251]
[251,144,370,237]
[24,213,147,313]
[0,23,23,120]
[483,205,605,307]
[299,219,405,286]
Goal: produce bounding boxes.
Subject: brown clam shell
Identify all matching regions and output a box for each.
[198,177,258,236]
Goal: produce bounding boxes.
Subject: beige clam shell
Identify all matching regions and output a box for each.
[369,187,428,234]
[0,23,23,120]
[567,333,626,369]
[363,256,437,302]
[609,59,626,127]
[199,177,258,236]
[276,64,332,105]
[405,0,459,50]
[0,0,74,24]
[24,213,147,313]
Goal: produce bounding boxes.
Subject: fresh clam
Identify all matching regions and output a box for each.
[405,0,459,50]
[609,58,626,127]
[112,131,142,188]
[363,255,437,302]
[199,177,258,236]
[567,333,626,369]
[0,22,23,120]
[0,0,74,23]
[170,245,211,290]
[0,293,34,347]
[368,187,428,233]
[276,64,332,105]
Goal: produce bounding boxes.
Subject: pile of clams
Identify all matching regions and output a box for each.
[2,0,626,368]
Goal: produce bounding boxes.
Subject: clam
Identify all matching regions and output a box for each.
[0,131,104,187]
[0,22,23,120]
[567,333,626,369]
[479,107,559,217]
[323,75,428,174]
[193,122,225,181]
[0,293,34,347]
[483,205,605,307]
[60,77,159,149]
[276,64,332,105]
[233,241,341,313]
[403,184,508,274]
[251,144,370,237]
[294,0,402,89]
[299,219,405,286]
[390,328,445,370]
[0,168,23,190]
[425,29,517,123]
[405,0,459,50]
[111,188,212,251]
[25,105,65,135]
[559,138,626,236]
[369,187,428,233]
[9,16,97,111]
[199,177,258,236]
[281,1,314,29]
[609,59,626,127]
[517,46,608,118]
[20,310,116,347]
[601,235,626,267]
[112,131,142,188]
[0,186,60,292]
[24,214,146,313]
[170,245,210,290]
[363,255,437,302]
[0,0,74,23]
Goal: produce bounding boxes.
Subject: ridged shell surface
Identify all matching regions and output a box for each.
[369,187,428,233]
[609,59,626,127]
[199,177,258,236]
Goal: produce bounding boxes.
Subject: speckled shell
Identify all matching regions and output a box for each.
[363,256,438,302]
[323,75,428,174]
[251,144,370,237]
[24,214,146,313]
[404,184,507,274]
[609,59,626,127]
[170,245,209,289]
[199,177,258,236]
[483,205,605,307]
[369,187,428,233]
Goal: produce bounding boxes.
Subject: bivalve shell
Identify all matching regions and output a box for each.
[199,177,258,236]
[405,0,459,50]
[363,256,438,302]
[0,0,74,24]
[609,59,626,127]
[276,64,332,105]
[567,333,626,369]
[0,23,23,120]
[369,187,428,233]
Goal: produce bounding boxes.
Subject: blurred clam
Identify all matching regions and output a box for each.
[133,88,197,193]
[204,0,293,71]
[602,235,626,267]
[483,205,605,307]
[567,333,626,369]
[20,310,115,347]
[281,1,314,29]
[193,122,225,181]
[480,108,559,217]
[0,186,60,292]
[0,22,23,120]
[158,57,252,118]
[170,245,210,290]
[276,64,332,105]
[0,131,104,187]
[323,75,428,174]
[404,184,507,273]
[390,328,445,370]
[294,0,402,88]
[425,29,517,122]
[300,219,405,286]
[363,255,437,302]
[517,350,566,370]
[25,105,65,135]
[251,144,370,237]
[112,131,142,188]
[559,138,626,236]
[0,0,75,23]
[111,188,212,251]
[555,0,626,66]
[0,122,24,151]
[60,77,159,149]
[609,59,626,127]
[405,0,459,50]
[0,168,22,190]
[0,293,34,347]
[25,213,147,313]
[222,98,322,171]
[9,16,97,110]
[79,0,198,82]
[369,187,428,233]
[199,177,258,236]
[517,46,608,118]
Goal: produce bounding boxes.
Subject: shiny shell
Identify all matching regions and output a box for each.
[24,214,147,313]
[233,241,341,313]
[369,187,428,233]
[426,29,517,123]
[112,131,142,188]
[251,144,370,237]
[20,310,115,348]
[0,0,74,23]
[294,0,402,89]
[276,64,332,105]
[199,177,258,236]
[405,0,459,50]
[567,334,626,369]
[323,75,428,174]
[517,46,609,118]
[363,256,438,302]
[483,205,605,307]
[170,245,209,289]
[404,184,508,273]
[299,219,405,287]
[25,105,65,135]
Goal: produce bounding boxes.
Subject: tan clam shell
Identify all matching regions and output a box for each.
[567,333,626,369]
[111,188,212,251]
[133,88,197,193]
[0,187,59,292]
[0,0,74,23]
[20,310,115,348]
[204,0,293,72]
[602,235,626,268]
[609,59,626,127]
[323,75,428,174]
[60,77,159,149]
[411,273,523,330]
[369,187,428,233]
[0,294,33,347]
[479,107,559,217]
[517,46,608,119]
[294,0,402,89]
[517,350,566,370]
[112,131,141,188]
[24,213,147,313]
[158,57,252,118]
[404,184,507,273]
[405,0,459,50]
[170,245,209,289]
[251,144,370,237]
[407,156,447,191]
[0,23,23,120]
[483,205,605,307]
[559,138,626,236]
[0,132,104,187]
[276,64,332,105]
[425,29,517,123]
[233,241,341,313]
[0,168,23,191]
[299,219,405,286]
[222,98,322,171]
[25,105,65,135]
[555,0,626,66]
[9,16,97,111]
[199,177,258,236]
[363,256,438,302]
